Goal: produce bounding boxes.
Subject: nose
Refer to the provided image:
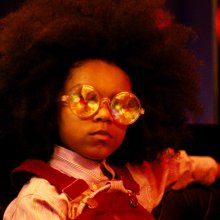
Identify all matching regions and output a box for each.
[93,98,113,123]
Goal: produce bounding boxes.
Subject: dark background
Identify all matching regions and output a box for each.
[0,0,219,124]
[0,0,220,158]
[164,0,220,161]
[0,1,220,216]
[166,0,219,124]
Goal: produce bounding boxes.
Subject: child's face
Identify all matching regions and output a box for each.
[58,59,131,161]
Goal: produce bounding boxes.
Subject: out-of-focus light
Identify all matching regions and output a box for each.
[216,7,220,42]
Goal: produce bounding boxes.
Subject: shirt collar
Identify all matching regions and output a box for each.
[50,145,111,183]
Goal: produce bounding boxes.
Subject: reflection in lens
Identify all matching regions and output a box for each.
[69,85,99,118]
[66,85,144,124]
[111,92,141,125]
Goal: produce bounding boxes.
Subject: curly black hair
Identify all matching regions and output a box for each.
[0,0,200,170]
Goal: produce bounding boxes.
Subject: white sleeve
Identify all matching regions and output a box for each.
[166,149,218,190]
[3,177,68,220]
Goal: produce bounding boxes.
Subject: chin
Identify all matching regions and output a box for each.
[87,151,112,162]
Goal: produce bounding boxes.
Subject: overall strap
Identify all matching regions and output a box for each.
[112,165,140,194]
[12,159,89,200]
[12,160,141,201]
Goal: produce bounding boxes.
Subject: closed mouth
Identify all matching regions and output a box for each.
[90,130,112,138]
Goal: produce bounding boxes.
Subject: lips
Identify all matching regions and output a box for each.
[90,130,113,138]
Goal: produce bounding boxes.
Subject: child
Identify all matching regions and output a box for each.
[0,0,219,219]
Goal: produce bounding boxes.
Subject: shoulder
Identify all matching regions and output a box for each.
[17,176,68,204]
[4,177,69,219]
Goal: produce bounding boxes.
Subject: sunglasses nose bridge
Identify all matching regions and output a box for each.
[99,97,111,109]
[92,97,114,122]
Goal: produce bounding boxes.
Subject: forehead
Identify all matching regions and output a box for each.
[64,59,132,96]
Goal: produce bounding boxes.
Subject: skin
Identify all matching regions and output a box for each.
[58,59,132,161]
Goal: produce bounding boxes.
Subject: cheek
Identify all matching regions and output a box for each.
[58,106,128,152]
[58,108,79,143]
[113,126,127,146]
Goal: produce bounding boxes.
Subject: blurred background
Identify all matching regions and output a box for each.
[0,0,220,159]
[0,1,220,214]
[164,0,220,160]
[166,0,219,124]
[0,0,219,124]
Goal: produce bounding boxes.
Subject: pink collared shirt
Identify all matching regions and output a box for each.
[3,146,218,219]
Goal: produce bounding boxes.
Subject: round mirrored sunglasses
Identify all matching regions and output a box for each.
[60,84,144,125]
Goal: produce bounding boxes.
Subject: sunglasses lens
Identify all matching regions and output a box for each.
[64,85,144,124]
[111,92,142,125]
[69,85,99,118]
